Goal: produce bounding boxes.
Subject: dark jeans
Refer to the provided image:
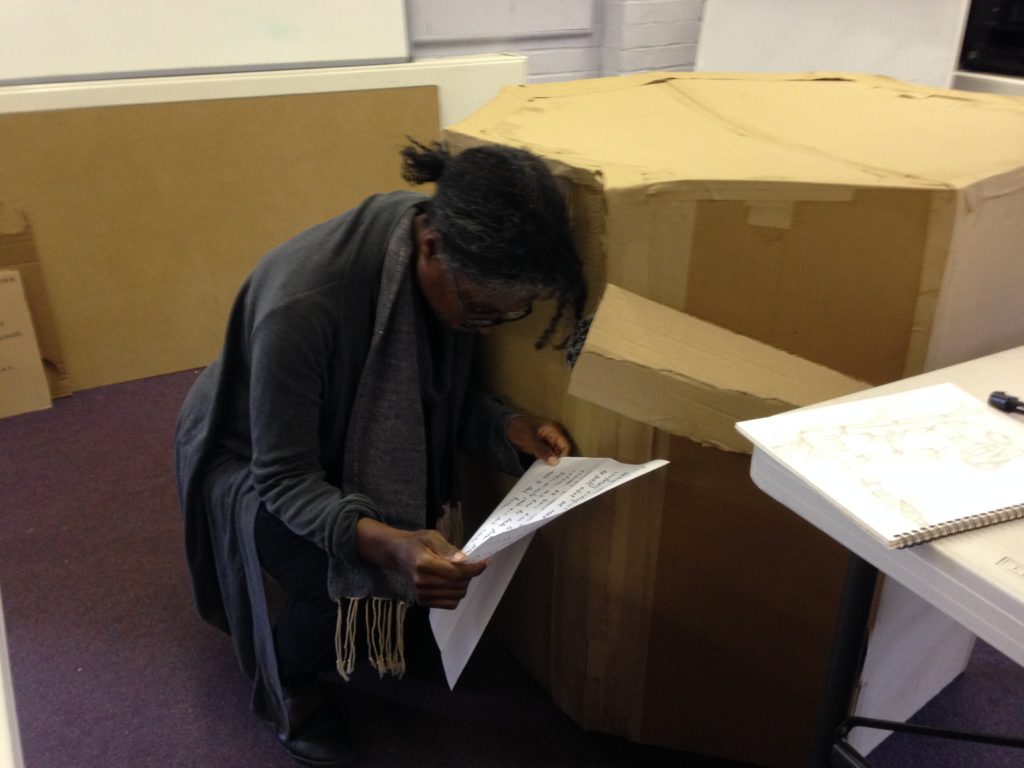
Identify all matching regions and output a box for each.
[254,508,439,687]
[254,507,337,687]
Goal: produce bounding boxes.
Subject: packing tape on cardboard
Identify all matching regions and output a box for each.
[746,201,794,229]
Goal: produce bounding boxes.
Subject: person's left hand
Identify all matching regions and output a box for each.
[506,415,572,466]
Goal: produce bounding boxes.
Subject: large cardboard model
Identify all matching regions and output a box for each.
[447,72,1024,386]
[445,73,1024,766]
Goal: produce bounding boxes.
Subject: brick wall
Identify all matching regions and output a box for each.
[602,0,704,75]
[406,0,705,83]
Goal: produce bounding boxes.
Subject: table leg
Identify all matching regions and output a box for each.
[810,553,879,768]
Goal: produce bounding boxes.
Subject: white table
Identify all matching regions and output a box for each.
[0,587,24,768]
[747,345,1024,766]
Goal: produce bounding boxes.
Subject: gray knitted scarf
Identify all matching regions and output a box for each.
[329,209,427,679]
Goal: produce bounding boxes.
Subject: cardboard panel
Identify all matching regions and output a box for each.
[0,270,51,418]
[0,86,439,390]
[568,284,867,452]
[0,206,71,397]
[926,172,1024,371]
[567,407,668,734]
[448,73,1024,192]
[641,436,847,765]
[687,190,933,384]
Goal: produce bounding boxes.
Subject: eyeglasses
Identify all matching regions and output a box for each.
[450,268,532,328]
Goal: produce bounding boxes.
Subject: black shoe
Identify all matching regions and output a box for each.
[276,689,355,767]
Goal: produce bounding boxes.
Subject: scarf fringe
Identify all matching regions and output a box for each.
[334,597,409,681]
[335,597,360,682]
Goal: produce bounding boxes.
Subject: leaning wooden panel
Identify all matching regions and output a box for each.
[0,86,439,390]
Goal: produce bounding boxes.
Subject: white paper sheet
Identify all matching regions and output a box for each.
[429,456,669,689]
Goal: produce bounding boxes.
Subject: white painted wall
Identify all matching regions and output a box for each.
[5,1,1018,94]
[407,0,1021,96]
[407,0,706,83]
[692,0,1018,97]
[2,0,709,88]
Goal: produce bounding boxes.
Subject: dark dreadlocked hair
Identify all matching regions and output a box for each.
[401,138,586,350]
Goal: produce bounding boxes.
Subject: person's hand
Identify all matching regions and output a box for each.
[356,520,486,609]
[506,415,572,466]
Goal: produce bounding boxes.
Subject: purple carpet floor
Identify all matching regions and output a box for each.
[0,371,1021,767]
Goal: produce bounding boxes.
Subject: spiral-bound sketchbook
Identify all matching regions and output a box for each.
[737,383,1024,549]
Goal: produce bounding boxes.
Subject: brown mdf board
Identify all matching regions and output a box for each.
[0,85,438,390]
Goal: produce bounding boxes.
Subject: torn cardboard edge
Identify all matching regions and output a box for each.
[0,203,72,398]
[447,71,1024,197]
[568,284,868,453]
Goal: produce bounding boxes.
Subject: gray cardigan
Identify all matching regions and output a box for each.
[173,191,522,725]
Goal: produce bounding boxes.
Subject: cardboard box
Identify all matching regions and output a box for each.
[0,204,71,400]
[445,73,1024,765]
[0,269,52,419]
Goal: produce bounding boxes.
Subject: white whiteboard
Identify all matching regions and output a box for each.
[0,1,408,85]
[696,0,971,88]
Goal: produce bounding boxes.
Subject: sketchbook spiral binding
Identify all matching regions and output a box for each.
[894,504,1024,548]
